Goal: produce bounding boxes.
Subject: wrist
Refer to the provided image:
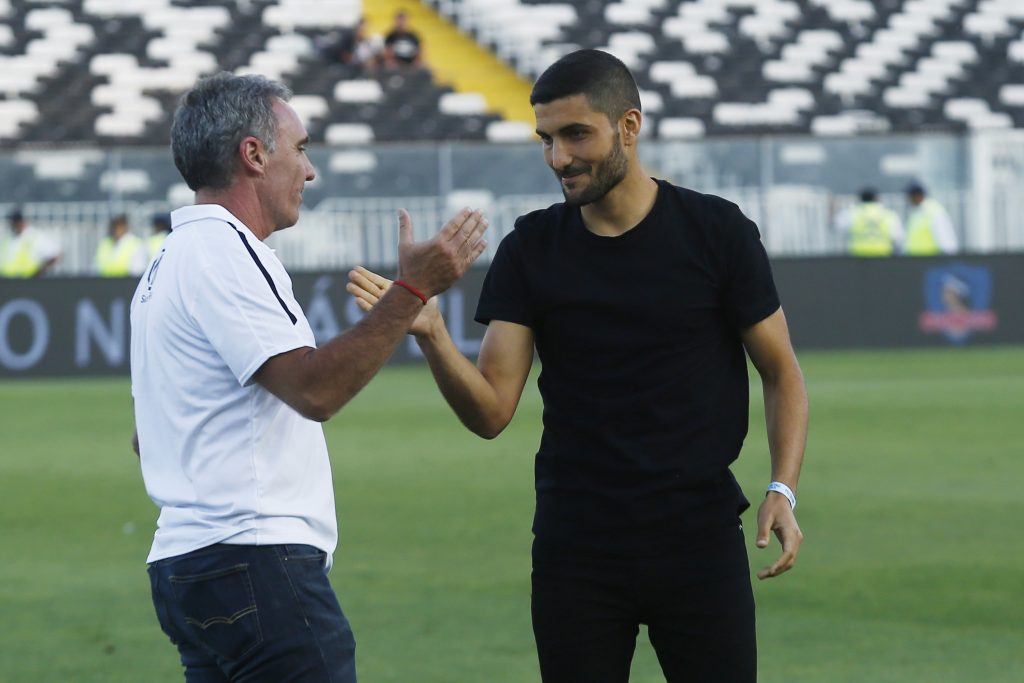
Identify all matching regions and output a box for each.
[766,481,796,509]
[412,309,445,343]
[392,279,428,305]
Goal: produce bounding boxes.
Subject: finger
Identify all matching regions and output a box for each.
[344,282,380,306]
[352,266,393,289]
[463,212,488,243]
[757,548,796,580]
[456,215,488,257]
[397,209,413,246]
[348,269,388,297]
[464,238,488,265]
[441,208,473,240]
[345,276,379,301]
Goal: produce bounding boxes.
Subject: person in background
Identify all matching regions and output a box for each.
[132,72,486,682]
[382,10,424,70]
[0,208,61,278]
[348,49,806,683]
[904,182,958,255]
[96,213,147,277]
[833,187,903,256]
[320,17,381,71]
[148,212,172,260]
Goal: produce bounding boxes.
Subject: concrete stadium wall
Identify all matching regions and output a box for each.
[1,254,1021,378]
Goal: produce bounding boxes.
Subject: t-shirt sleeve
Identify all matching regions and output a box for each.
[474,229,535,328]
[719,203,780,329]
[188,235,310,386]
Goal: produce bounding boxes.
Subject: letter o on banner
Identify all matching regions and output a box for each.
[0,298,50,370]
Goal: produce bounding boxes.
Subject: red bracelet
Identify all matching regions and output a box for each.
[392,279,428,305]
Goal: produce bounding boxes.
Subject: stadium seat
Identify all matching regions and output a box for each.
[658,117,705,139]
[0,99,39,140]
[334,79,384,104]
[439,92,488,116]
[289,94,329,127]
[325,123,375,145]
[485,120,534,142]
[329,150,378,174]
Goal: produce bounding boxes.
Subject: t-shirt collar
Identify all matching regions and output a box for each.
[171,204,259,241]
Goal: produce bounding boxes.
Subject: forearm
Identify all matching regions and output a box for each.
[762,364,808,490]
[280,287,424,420]
[415,325,511,439]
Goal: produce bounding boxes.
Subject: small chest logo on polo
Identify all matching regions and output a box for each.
[139,251,164,304]
[918,263,998,344]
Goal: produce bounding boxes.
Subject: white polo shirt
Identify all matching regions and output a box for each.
[130,204,337,564]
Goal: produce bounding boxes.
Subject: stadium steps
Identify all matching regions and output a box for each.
[362,0,535,127]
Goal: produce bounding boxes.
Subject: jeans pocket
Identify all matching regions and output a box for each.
[170,563,263,661]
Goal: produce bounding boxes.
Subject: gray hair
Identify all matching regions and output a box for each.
[171,72,293,191]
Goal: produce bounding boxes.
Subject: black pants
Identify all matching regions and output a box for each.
[531,523,756,683]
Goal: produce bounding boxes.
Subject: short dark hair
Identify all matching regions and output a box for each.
[530,49,641,123]
[171,72,292,191]
[859,187,878,202]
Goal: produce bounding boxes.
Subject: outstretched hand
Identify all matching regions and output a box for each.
[347,266,440,337]
[395,207,487,299]
[755,493,803,579]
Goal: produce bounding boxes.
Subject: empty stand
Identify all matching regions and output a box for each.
[0,0,1022,147]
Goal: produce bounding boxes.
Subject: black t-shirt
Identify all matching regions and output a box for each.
[385,29,420,63]
[476,179,781,555]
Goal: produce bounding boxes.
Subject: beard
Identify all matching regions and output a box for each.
[558,135,629,206]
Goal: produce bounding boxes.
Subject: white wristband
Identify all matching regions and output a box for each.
[766,481,796,509]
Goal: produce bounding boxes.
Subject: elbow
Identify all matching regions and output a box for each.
[474,425,504,440]
[304,408,334,423]
[299,404,334,423]
[468,412,512,440]
[295,392,341,423]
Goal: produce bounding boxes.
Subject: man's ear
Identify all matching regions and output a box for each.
[239,136,266,176]
[621,108,642,146]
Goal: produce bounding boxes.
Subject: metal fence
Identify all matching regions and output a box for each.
[2,130,1023,275]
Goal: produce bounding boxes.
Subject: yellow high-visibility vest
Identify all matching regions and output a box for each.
[905,199,943,255]
[96,234,144,277]
[1,236,41,277]
[849,203,897,257]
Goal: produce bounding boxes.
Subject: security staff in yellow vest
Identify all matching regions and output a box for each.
[833,188,903,257]
[904,183,958,255]
[95,214,147,277]
[1,208,61,278]
[148,212,172,260]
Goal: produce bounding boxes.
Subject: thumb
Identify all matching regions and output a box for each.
[397,208,412,246]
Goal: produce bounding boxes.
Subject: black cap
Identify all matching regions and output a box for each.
[905,182,925,196]
[859,187,878,202]
[152,212,171,230]
[7,207,24,221]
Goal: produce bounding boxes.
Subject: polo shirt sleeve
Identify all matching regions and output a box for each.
[475,229,535,328]
[719,203,780,330]
[188,234,310,386]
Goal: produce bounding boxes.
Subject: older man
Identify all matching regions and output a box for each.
[130,72,487,682]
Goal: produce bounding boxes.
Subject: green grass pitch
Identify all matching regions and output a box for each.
[1,347,1022,682]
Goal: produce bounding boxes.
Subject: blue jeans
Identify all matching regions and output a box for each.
[148,544,357,682]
